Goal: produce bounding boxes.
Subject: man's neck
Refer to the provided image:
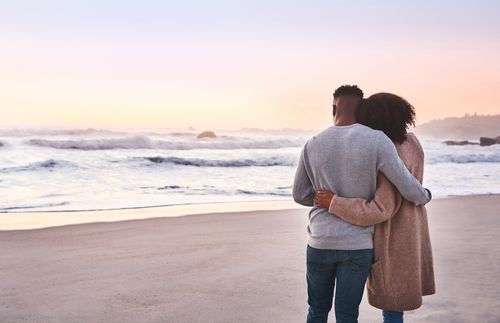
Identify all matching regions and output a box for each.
[334,117,357,126]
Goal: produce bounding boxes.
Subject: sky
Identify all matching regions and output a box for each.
[1,0,499,130]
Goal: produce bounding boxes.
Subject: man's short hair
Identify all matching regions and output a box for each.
[333,85,364,99]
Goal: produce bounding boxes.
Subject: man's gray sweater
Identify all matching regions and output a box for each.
[292,124,431,250]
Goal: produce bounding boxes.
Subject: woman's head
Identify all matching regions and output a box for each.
[356,92,416,144]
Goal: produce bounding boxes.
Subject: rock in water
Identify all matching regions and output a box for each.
[197,131,217,139]
[443,140,477,146]
[479,137,499,146]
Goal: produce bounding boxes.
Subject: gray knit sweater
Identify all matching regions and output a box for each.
[292,124,431,250]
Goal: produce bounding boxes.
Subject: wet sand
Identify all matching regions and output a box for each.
[1,195,499,322]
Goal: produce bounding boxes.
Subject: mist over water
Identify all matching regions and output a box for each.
[1,128,499,212]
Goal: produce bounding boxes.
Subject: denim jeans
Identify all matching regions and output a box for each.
[382,310,404,323]
[306,244,373,323]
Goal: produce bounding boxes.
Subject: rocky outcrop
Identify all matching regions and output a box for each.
[415,114,500,139]
[196,131,217,139]
[443,140,477,146]
[443,136,500,146]
[479,136,500,146]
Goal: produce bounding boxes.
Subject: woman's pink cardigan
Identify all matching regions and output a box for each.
[328,133,435,311]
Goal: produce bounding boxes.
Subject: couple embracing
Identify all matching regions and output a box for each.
[293,85,435,323]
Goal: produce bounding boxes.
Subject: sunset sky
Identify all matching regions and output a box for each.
[1,1,499,130]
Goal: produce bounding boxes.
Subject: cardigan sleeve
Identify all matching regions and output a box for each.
[328,172,403,227]
[376,134,431,205]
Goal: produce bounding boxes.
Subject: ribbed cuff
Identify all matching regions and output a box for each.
[328,195,348,216]
[425,188,432,202]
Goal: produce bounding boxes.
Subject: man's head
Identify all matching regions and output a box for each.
[332,85,364,123]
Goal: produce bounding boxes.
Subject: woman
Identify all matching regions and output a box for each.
[314,93,435,323]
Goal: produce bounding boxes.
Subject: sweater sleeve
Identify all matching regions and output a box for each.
[328,172,403,227]
[292,146,314,206]
[376,134,431,205]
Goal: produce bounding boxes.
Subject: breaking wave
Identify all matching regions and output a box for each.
[28,136,155,150]
[27,135,303,150]
[138,156,296,167]
[0,159,79,173]
[152,185,291,196]
[426,153,500,164]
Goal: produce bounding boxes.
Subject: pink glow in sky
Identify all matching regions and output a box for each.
[1,1,499,130]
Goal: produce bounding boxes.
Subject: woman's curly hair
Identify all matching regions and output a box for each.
[356,92,416,144]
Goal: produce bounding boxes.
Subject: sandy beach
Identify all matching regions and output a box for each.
[1,195,499,323]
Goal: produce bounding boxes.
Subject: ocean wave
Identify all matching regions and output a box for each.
[276,185,293,189]
[235,189,291,196]
[138,156,296,167]
[0,128,128,137]
[154,184,291,196]
[426,153,500,164]
[0,127,221,139]
[27,136,154,150]
[0,201,69,212]
[141,153,500,167]
[0,126,315,137]
[190,187,291,196]
[0,159,79,173]
[157,185,183,190]
[27,135,304,150]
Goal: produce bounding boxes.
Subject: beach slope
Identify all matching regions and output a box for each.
[1,195,499,322]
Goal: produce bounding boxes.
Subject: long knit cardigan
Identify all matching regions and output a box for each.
[328,133,435,311]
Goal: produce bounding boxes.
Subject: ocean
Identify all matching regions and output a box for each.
[1,127,499,212]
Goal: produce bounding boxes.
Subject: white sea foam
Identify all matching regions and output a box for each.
[137,156,296,167]
[426,153,500,164]
[0,159,80,173]
[26,135,304,150]
[0,202,69,211]
[28,136,156,150]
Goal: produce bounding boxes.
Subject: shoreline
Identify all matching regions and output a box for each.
[0,199,301,231]
[1,197,294,214]
[2,193,499,214]
[1,194,499,231]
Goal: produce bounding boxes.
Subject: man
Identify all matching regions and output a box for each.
[292,85,431,323]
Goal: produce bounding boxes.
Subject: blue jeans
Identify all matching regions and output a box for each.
[383,310,404,323]
[306,244,373,323]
